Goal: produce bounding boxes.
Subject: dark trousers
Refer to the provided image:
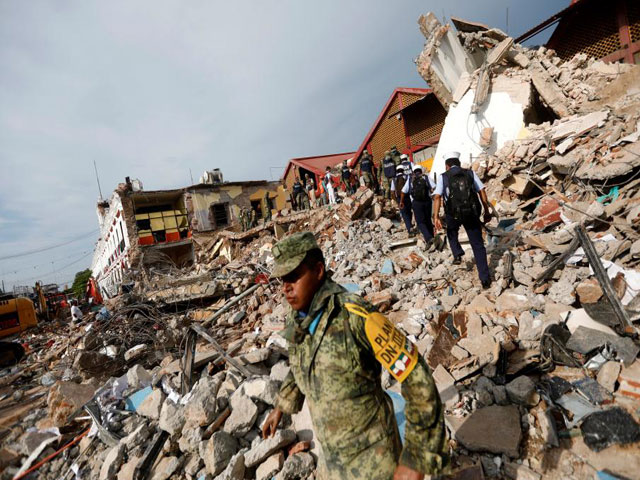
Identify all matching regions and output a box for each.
[399,198,413,233]
[412,199,434,243]
[446,214,490,282]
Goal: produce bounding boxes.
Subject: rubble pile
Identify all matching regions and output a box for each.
[2,14,640,480]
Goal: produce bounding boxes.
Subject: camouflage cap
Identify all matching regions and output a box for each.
[271,231,319,278]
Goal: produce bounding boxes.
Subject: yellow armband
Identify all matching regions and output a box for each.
[345,303,418,383]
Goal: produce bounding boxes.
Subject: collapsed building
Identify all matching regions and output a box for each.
[91,175,287,299]
[3,8,640,480]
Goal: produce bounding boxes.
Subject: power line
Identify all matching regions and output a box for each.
[10,251,93,284]
[3,250,92,275]
[0,230,98,261]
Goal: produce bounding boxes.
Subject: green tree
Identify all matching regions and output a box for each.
[71,268,92,300]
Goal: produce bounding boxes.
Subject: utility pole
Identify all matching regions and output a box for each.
[94,160,104,200]
[506,7,509,35]
[189,168,194,185]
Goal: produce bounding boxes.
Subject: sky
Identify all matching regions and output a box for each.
[0,0,562,291]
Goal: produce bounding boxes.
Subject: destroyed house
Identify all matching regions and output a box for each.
[516,0,640,64]
[91,177,285,298]
[416,13,570,176]
[282,152,355,198]
[184,180,287,231]
[350,87,447,170]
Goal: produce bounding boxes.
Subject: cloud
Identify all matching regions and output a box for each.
[0,0,562,289]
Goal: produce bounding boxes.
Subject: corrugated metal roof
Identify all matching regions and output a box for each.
[283,152,355,180]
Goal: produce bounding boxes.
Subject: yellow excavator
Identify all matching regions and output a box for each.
[0,295,38,339]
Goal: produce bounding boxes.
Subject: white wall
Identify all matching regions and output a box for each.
[90,192,132,298]
[431,87,527,177]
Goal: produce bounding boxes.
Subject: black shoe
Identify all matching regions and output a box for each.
[481,279,492,289]
[452,256,462,265]
[425,239,434,252]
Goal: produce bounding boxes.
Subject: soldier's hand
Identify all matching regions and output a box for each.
[399,201,404,210]
[261,408,282,438]
[483,209,493,224]
[393,465,424,480]
[433,216,442,233]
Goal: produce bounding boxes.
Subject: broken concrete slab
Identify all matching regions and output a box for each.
[204,431,238,476]
[256,451,284,480]
[454,405,522,457]
[505,376,539,407]
[432,364,459,408]
[597,361,621,393]
[274,452,315,480]
[244,429,296,468]
[47,381,97,427]
[137,389,166,421]
[566,326,640,366]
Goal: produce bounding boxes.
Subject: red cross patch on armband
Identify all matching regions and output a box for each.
[344,303,418,383]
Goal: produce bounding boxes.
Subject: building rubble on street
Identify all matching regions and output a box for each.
[3,12,640,480]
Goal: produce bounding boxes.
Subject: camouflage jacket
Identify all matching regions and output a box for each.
[276,279,447,477]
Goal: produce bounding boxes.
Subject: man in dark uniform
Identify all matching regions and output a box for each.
[391,165,414,235]
[341,160,354,195]
[292,176,308,211]
[262,232,448,480]
[379,152,397,200]
[432,152,494,288]
[400,165,436,248]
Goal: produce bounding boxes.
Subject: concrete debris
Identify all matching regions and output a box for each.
[204,431,237,476]
[454,405,522,457]
[3,11,640,480]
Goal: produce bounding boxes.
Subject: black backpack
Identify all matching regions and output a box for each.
[383,158,396,179]
[443,168,481,222]
[411,175,429,202]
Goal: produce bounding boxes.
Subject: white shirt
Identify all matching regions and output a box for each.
[400,173,436,200]
[71,305,83,322]
[324,172,334,189]
[434,167,484,199]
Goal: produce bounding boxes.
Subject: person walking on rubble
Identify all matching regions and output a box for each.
[70,300,83,324]
[379,151,396,201]
[341,160,354,195]
[400,164,436,248]
[323,166,337,205]
[264,191,273,223]
[432,152,494,288]
[304,174,317,209]
[389,145,402,166]
[359,150,375,189]
[292,176,308,211]
[391,165,414,235]
[239,207,247,231]
[262,232,448,480]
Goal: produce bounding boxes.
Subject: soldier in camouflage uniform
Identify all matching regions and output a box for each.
[239,208,247,232]
[359,150,375,189]
[264,191,273,223]
[390,145,402,166]
[262,232,448,480]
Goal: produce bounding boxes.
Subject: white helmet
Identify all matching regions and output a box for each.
[444,151,461,160]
